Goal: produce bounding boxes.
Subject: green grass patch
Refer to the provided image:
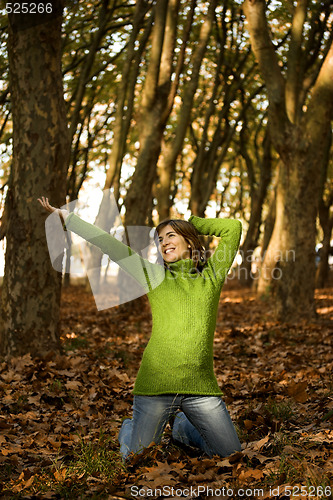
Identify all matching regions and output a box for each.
[58,430,125,483]
[64,335,89,351]
[264,397,294,421]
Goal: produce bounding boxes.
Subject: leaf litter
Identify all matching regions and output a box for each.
[0,282,332,499]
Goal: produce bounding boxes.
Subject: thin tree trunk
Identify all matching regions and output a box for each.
[0,2,70,357]
[68,0,113,144]
[239,125,272,286]
[84,0,152,293]
[316,210,333,288]
[315,129,333,289]
[124,0,176,227]
[261,180,277,257]
[189,18,260,217]
[155,0,197,221]
[316,154,333,288]
[63,234,72,288]
[119,0,182,311]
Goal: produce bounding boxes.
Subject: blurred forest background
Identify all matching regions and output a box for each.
[0,1,333,497]
[0,0,332,358]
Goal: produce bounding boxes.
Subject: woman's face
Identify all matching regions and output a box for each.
[158,224,190,263]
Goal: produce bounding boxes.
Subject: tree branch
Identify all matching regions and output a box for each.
[141,0,168,111]
[306,39,333,140]
[68,0,114,143]
[242,0,288,127]
[285,0,308,123]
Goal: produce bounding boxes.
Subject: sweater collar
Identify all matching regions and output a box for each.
[166,258,197,274]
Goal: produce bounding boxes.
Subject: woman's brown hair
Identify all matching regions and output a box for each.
[156,219,206,269]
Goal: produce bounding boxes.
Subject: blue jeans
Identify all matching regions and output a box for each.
[118,394,241,460]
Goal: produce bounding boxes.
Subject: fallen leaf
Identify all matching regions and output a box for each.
[287,380,308,402]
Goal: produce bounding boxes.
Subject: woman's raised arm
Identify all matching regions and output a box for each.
[189,215,242,286]
[38,197,164,294]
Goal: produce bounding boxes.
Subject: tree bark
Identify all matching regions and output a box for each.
[243,0,333,319]
[84,0,153,293]
[0,1,70,357]
[189,3,260,217]
[316,202,333,289]
[118,0,183,311]
[261,180,276,258]
[124,0,180,227]
[68,0,114,145]
[155,0,197,221]
[316,131,333,289]
[239,125,272,286]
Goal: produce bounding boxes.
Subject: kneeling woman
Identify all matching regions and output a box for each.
[38,197,242,460]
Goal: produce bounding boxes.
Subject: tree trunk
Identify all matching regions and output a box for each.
[155,0,196,221]
[257,150,319,318]
[243,0,333,319]
[160,0,219,220]
[316,191,333,289]
[239,126,272,286]
[120,0,182,311]
[0,2,70,357]
[316,216,333,289]
[68,0,113,144]
[261,182,276,258]
[315,129,333,289]
[63,233,72,288]
[240,197,267,286]
[256,123,332,320]
[124,0,176,227]
[83,0,151,294]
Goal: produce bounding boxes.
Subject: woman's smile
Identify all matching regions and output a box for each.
[164,246,175,254]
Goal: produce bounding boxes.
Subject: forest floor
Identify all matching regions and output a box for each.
[0,280,332,499]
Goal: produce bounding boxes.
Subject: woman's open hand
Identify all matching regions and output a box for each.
[38,196,58,214]
[38,196,69,222]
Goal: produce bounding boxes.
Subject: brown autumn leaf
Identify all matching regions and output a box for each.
[143,461,178,480]
[238,468,264,481]
[65,380,82,390]
[245,435,270,452]
[287,380,308,402]
[187,469,216,482]
[22,475,35,489]
[1,284,333,497]
[244,419,254,430]
[216,458,233,468]
[54,469,67,482]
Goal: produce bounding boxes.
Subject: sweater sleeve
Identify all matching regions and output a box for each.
[188,215,242,286]
[64,213,164,292]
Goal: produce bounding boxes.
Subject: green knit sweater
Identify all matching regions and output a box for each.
[65,213,242,396]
